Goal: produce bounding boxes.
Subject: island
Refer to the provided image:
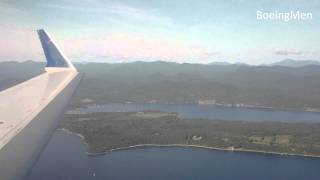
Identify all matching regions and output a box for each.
[60,111,320,157]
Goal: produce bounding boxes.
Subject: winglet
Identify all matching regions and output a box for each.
[37,29,76,71]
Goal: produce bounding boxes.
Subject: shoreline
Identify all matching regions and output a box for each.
[78,102,320,114]
[59,128,320,159]
[88,144,320,159]
[58,128,89,149]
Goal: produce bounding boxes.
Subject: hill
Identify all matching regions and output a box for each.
[270,59,320,68]
[2,61,320,111]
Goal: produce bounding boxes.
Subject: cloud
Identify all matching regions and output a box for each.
[272,48,320,62]
[58,33,213,63]
[37,1,173,27]
[274,48,308,56]
[0,24,215,63]
[108,4,173,26]
[203,51,220,57]
[0,26,43,61]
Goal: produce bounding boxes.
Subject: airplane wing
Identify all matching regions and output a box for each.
[0,29,82,180]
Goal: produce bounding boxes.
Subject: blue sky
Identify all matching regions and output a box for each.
[0,0,319,64]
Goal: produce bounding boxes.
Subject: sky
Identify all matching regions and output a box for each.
[0,0,319,64]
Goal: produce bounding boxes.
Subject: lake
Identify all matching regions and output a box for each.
[28,130,320,180]
[27,103,320,179]
[70,103,320,123]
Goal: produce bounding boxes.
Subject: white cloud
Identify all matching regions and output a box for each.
[58,32,214,63]
[108,4,173,26]
[274,48,309,56]
[0,26,43,61]
[37,1,173,27]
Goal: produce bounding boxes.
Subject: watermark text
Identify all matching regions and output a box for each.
[257,11,313,22]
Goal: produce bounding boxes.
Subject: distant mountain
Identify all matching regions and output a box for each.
[270,59,320,67]
[208,62,231,65]
[208,62,249,66]
[3,60,320,110]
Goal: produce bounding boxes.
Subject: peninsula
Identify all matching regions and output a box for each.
[60,111,320,157]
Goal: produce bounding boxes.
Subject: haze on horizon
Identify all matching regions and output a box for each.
[0,0,319,65]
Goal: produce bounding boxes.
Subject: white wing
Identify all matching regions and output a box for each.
[0,29,82,180]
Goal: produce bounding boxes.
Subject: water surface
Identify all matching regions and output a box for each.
[28,131,320,180]
[28,104,320,179]
[71,103,320,123]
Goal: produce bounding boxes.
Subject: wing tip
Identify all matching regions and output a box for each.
[36,29,45,33]
[37,29,76,71]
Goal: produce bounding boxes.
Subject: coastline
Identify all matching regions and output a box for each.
[59,128,320,159]
[79,101,320,114]
[58,128,89,149]
[89,144,320,159]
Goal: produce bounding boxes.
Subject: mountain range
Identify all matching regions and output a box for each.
[269,59,320,67]
[1,60,320,111]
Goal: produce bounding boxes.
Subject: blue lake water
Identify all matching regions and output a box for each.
[28,130,320,180]
[73,103,320,123]
[28,104,320,179]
